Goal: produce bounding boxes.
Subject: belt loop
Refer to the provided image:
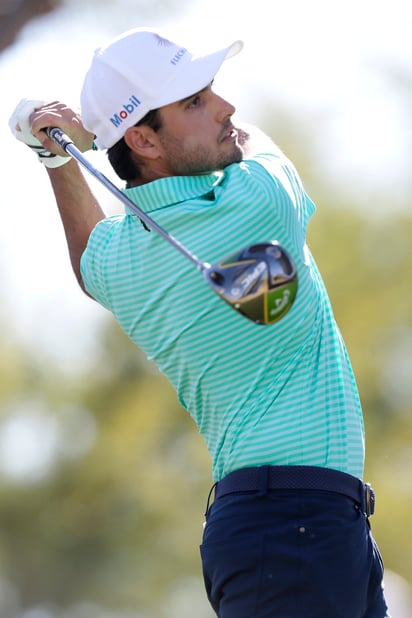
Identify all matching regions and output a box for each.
[204,482,217,519]
[257,465,270,496]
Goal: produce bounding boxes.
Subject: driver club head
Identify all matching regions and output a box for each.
[204,241,298,325]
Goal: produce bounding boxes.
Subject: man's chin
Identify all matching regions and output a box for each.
[181,146,244,175]
[222,145,244,168]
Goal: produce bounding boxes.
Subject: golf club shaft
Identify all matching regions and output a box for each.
[46,127,206,270]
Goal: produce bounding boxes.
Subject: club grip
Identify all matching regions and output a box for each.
[46,127,73,152]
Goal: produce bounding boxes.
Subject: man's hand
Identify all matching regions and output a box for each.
[235,122,280,157]
[9,99,71,168]
[9,99,95,168]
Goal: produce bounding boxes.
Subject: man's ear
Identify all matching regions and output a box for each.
[124,125,160,160]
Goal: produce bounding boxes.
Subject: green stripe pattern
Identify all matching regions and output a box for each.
[81,150,365,482]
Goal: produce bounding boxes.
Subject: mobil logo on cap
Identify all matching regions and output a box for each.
[110,95,141,128]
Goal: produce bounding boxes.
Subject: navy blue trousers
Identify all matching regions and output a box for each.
[200,488,390,618]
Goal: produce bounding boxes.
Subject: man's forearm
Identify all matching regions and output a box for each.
[46,159,106,293]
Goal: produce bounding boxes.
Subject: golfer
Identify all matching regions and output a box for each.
[10,27,390,618]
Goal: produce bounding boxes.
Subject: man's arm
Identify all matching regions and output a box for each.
[10,100,106,295]
[45,160,106,293]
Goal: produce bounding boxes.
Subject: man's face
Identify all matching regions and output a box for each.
[155,83,244,175]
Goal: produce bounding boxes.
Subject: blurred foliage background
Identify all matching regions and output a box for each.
[1,0,412,616]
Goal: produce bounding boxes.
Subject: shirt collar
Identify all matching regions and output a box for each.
[122,171,225,215]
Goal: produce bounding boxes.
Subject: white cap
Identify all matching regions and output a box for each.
[80,28,243,150]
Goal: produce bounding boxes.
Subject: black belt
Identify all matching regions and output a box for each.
[214,465,375,517]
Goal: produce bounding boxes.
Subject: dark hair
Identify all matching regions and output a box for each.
[107,108,162,184]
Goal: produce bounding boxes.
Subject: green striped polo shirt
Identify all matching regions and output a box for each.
[80,146,365,481]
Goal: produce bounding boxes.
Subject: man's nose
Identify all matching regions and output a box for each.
[214,93,236,122]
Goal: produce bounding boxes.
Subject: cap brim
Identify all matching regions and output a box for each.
[155,40,243,109]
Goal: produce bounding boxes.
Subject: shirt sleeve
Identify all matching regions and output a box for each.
[80,217,121,311]
[252,150,315,231]
[242,150,315,267]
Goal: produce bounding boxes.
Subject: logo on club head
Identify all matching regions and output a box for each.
[232,261,266,297]
[269,289,291,317]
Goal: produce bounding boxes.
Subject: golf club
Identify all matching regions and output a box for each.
[47,127,298,324]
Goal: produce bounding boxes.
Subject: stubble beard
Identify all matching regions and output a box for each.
[158,132,244,176]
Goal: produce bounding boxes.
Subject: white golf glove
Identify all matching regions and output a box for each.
[9,98,70,168]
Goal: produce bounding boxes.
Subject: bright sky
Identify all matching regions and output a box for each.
[1,0,412,371]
